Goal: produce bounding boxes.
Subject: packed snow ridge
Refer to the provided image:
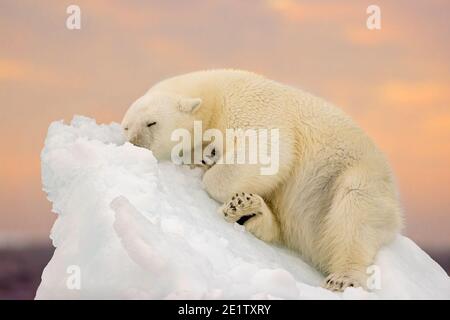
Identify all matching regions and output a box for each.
[37,116,450,299]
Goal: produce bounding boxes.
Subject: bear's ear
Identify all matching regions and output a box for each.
[178,97,202,113]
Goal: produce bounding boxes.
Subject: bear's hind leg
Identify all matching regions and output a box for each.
[219,193,281,244]
[317,164,400,292]
[319,188,377,292]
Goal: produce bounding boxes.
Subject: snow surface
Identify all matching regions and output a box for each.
[36,116,450,299]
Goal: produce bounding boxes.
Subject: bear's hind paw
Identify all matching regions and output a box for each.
[323,273,361,292]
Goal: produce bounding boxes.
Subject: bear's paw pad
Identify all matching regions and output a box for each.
[219,192,262,225]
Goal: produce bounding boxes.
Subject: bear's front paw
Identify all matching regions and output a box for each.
[219,192,262,225]
[200,147,218,169]
[323,273,361,292]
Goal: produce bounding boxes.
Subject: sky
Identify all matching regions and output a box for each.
[0,0,449,249]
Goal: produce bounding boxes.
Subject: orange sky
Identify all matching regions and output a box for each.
[0,0,449,249]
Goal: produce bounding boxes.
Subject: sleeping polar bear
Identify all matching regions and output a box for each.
[121,69,403,292]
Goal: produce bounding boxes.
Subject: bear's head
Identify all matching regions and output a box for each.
[121,92,202,160]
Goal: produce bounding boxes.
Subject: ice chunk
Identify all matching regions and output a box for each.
[36,116,450,299]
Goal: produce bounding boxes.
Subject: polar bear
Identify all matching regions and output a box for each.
[121,69,403,291]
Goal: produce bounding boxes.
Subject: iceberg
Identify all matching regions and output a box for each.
[36,116,450,299]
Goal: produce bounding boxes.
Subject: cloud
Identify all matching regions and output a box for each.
[266,0,356,22]
[378,81,450,110]
[0,58,85,89]
[0,59,32,81]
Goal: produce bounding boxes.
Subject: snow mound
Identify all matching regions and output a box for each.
[36,116,450,299]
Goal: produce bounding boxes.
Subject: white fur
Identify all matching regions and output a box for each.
[122,69,403,291]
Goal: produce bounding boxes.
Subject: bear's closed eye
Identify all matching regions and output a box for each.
[147,122,157,127]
